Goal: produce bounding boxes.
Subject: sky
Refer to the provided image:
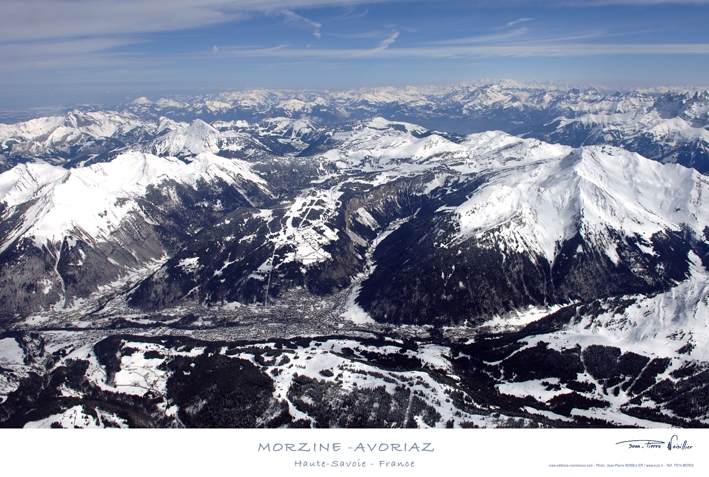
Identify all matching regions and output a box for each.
[1,0,709,109]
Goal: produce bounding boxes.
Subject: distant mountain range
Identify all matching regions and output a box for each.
[3,81,709,173]
[1,83,708,429]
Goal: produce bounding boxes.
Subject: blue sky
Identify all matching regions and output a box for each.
[1,0,709,108]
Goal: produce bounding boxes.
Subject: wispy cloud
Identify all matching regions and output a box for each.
[0,38,143,70]
[432,28,530,46]
[213,30,402,59]
[328,6,370,21]
[210,41,709,60]
[0,0,387,43]
[6,32,708,73]
[1,39,239,73]
[506,18,534,27]
[2,1,707,45]
[377,31,400,50]
[0,0,395,75]
[280,10,322,38]
[328,30,396,40]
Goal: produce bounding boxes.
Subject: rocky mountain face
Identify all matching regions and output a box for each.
[0,151,271,316]
[1,85,709,428]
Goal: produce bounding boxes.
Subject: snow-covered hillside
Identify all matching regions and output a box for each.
[0,150,270,314]
[454,144,709,263]
[0,110,153,170]
[1,151,266,251]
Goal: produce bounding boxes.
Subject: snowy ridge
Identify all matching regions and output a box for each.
[0,110,149,165]
[257,117,319,141]
[556,108,709,147]
[454,143,709,263]
[0,110,145,142]
[150,119,223,157]
[317,118,469,173]
[0,151,267,252]
[320,123,571,176]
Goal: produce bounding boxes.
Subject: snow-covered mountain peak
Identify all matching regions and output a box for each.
[131,97,152,105]
[323,120,464,169]
[156,116,186,134]
[364,117,427,134]
[0,151,268,252]
[0,110,144,143]
[0,110,152,171]
[212,119,250,130]
[455,131,570,170]
[187,118,217,135]
[258,117,319,138]
[572,147,708,230]
[154,98,190,110]
[276,98,319,114]
[0,115,65,142]
[455,143,709,263]
[150,119,222,157]
[0,162,69,213]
